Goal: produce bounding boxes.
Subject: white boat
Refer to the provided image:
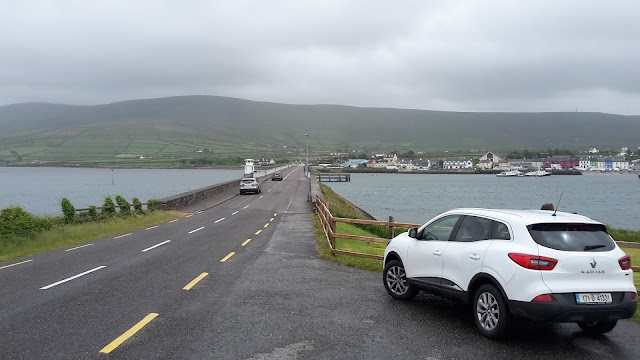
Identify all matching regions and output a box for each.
[496,170,523,177]
[524,169,551,177]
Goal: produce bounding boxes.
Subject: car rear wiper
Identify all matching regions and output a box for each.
[583,244,606,251]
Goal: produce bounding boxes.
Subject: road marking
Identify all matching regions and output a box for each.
[65,243,93,252]
[168,219,178,223]
[259,196,263,199]
[270,217,274,222]
[114,233,132,239]
[142,240,171,252]
[274,213,277,217]
[196,210,203,214]
[185,214,193,218]
[214,217,225,223]
[263,223,270,228]
[0,259,33,270]
[268,189,271,192]
[220,252,235,262]
[99,313,159,354]
[231,211,239,216]
[242,239,251,246]
[188,227,205,234]
[183,272,209,290]
[145,225,159,230]
[243,205,249,209]
[255,230,262,235]
[40,266,106,290]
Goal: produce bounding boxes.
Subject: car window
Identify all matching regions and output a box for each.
[527,223,615,251]
[418,215,461,241]
[454,216,491,242]
[492,221,511,240]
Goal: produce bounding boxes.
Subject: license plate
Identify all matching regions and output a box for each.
[575,293,612,304]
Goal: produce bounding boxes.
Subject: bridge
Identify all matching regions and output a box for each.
[1,165,639,358]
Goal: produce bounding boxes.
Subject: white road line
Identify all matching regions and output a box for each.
[142,240,171,252]
[65,243,93,252]
[188,227,205,234]
[214,218,225,223]
[40,266,106,290]
[145,225,159,230]
[0,259,33,270]
[168,219,179,223]
[231,211,239,216]
[243,205,249,209]
[259,196,263,199]
[268,190,271,192]
[114,233,132,239]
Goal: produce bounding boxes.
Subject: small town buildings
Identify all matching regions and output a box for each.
[342,159,368,168]
[543,156,579,169]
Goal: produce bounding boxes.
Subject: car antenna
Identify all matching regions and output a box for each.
[552,193,563,217]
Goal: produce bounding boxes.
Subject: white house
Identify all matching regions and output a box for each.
[443,158,473,169]
[588,148,600,154]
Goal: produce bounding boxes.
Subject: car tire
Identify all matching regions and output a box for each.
[383,260,418,300]
[473,284,511,339]
[578,320,618,334]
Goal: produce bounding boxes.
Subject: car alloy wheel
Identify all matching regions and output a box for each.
[473,284,510,339]
[383,260,418,300]
[476,291,499,331]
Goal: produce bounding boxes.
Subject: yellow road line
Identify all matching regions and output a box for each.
[242,239,251,246]
[255,230,262,235]
[270,217,274,222]
[274,213,277,217]
[185,214,193,218]
[183,272,209,290]
[0,259,33,270]
[220,252,235,262]
[65,243,93,252]
[99,313,159,354]
[263,223,270,228]
[114,233,132,239]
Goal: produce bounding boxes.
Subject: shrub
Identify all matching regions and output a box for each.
[132,197,143,213]
[0,206,47,239]
[147,199,157,211]
[115,195,131,216]
[88,205,98,221]
[103,196,116,216]
[60,197,76,224]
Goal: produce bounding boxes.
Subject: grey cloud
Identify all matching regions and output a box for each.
[0,0,639,114]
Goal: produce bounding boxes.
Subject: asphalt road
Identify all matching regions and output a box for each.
[1,165,640,359]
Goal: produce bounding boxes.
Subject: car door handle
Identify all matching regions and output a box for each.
[433,250,442,256]
[469,254,481,260]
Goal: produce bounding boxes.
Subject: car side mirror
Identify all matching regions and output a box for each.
[408,228,418,238]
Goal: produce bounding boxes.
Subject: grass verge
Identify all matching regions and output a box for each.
[0,211,181,262]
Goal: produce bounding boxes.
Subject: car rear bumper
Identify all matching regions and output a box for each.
[509,292,637,323]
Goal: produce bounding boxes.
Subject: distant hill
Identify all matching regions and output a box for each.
[1,95,638,164]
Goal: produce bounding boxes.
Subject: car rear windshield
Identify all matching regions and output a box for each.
[241,179,255,183]
[527,223,615,252]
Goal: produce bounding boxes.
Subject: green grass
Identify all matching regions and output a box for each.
[335,222,386,257]
[0,211,181,262]
[314,217,383,271]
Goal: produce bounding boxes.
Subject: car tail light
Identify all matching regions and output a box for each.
[531,294,553,303]
[631,292,637,301]
[508,253,558,270]
[619,255,632,270]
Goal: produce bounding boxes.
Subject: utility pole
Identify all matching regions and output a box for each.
[305,133,309,178]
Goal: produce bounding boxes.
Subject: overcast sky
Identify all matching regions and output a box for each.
[1,0,639,114]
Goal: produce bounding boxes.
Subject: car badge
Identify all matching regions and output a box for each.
[590,258,597,268]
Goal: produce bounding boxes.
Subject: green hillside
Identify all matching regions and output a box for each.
[1,95,638,165]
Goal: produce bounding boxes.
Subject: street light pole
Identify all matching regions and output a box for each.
[305,133,309,178]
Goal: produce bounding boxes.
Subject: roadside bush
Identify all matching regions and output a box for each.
[103,196,116,216]
[608,227,640,243]
[60,197,76,224]
[0,206,57,239]
[115,195,131,216]
[88,205,98,221]
[147,199,157,211]
[132,197,143,213]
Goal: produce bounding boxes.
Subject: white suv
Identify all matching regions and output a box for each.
[383,208,637,339]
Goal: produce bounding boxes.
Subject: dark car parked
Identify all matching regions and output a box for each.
[271,173,283,181]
